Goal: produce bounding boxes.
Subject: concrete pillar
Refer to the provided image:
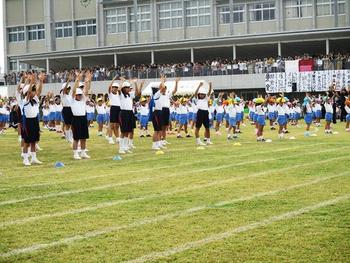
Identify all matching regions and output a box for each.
[2,0,8,73]
[182,0,186,39]
[326,39,330,55]
[46,58,50,73]
[151,0,158,42]
[278,41,282,56]
[133,0,138,43]
[44,0,54,51]
[79,56,83,70]
[114,53,118,66]
[190,48,194,63]
[229,0,234,35]
[244,3,249,34]
[97,0,105,47]
[312,0,317,29]
[210,0,217,37]
[71,0,76,49]
[233,45,236,60]
[151,51,155,64]
[334,0,338,27]
[17,60,20,72]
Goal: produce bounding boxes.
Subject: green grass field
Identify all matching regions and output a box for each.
[0,121,349,263]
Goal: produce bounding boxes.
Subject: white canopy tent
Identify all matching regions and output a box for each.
[141,80,211,96]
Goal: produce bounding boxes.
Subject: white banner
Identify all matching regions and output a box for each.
[285,60,299,73]
[265,70,350,93]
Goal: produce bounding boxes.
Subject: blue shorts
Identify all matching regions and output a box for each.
[140,115,149,128]
[294,113,301,120]
[346,114,350,122]
[225,113,230,121]
[304,113,313,124]
[49,112,55,121]
[268,112,276,121]
[179,114,188,125]
[96,114,107,124]
[257,115,266,126]
[229,117,236,127]
[0,114,4,123]
[192,113,197,121]
[249,112,254,120]
[253,113,258,122]
[170,112,176,121]
[236,112,243,122]
[216,112,224,122]
[87,112,95,121]
[325,112,333,122]
[315,110,322,119]
[277,115,287,126]
[187,112,194,121]
[55,111,62,121]
[43,115,49,122]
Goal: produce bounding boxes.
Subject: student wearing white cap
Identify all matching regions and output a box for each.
[108,75,121,144]
[21,73,45,166]
[61,76,74,143]
[194,82,212,146]
[117,78,142,154]
[71,71,92,160]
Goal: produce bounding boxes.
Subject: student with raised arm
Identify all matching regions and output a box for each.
[117,77,142,154]
[194,82,212,146]
[107,75,121,145]
[61,74,74,143]
[71,71,92,160]
[159,76,179,146]
[21,72,45,166]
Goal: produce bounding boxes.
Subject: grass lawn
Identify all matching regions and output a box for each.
[0,120,349,263]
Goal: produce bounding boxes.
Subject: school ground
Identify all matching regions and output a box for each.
[0,122,349,263]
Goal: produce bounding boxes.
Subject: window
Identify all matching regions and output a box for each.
[219,4,245,24]
[8,26,25,42]
[159,2,183,29]
[55,21,73,38]
[27,24,45,40]
[285,0,312,18]
[9,60,18,71]
[106,8,127,33]
[316,0,345,16]
[249,2,276,21]
[75,19,96,36]
[129,5,151,32]
[186,0,210,27]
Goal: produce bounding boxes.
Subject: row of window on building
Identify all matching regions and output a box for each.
[8,0,346,42]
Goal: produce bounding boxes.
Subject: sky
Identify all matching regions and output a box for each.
[0,1,4,75]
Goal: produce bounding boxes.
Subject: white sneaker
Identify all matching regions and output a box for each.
[163,140,171,145]
[108,138,115,144]
[197,141,206,146]
[73,153,81,160]
[126,149,133,154]
[81,152,91,159]
[152,146,160,150]
[119,150,126,154]
[129,144,136,149]
[159,144,167,149]
[31,158,43,164]
[97,132,103,136]
[23,159,31,166]
[206,141,213,145]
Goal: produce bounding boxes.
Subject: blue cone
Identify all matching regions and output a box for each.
[112,155,122,161]
[54,162,65,168]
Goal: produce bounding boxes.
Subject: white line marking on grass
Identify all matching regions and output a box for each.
[0,146,347,207]
[0,142,329,180]
[125,194,350,263]
[0,173,348,258]
[2,143,326,190]
[0,156,348,229]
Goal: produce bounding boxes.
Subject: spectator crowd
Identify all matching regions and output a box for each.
[4,53,350,85]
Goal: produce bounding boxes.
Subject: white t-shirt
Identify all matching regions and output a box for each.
[96,104,106,115]
[153,91,163,111]
[55,103,63,112]
[42,107,49,116]
[62,93,73,107]
[140,105,149,116]
[345,105,350,114]
[86,104,95,114]
[256,105,265,115]
[119,91,135,110]
[267,104,276,113]
[226,104,237,118]
[109,92,121,106]
[178,105,188,114]
[294,106,301,114]
[196,97,209,111]
[215,105,224,114]
[71,96,87,116]
[324,102,333,113]
[159,90,171,108]
[23,96,39,118]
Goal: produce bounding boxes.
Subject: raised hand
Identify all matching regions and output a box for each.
[38,72,46,82]
[85,71,93,82]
